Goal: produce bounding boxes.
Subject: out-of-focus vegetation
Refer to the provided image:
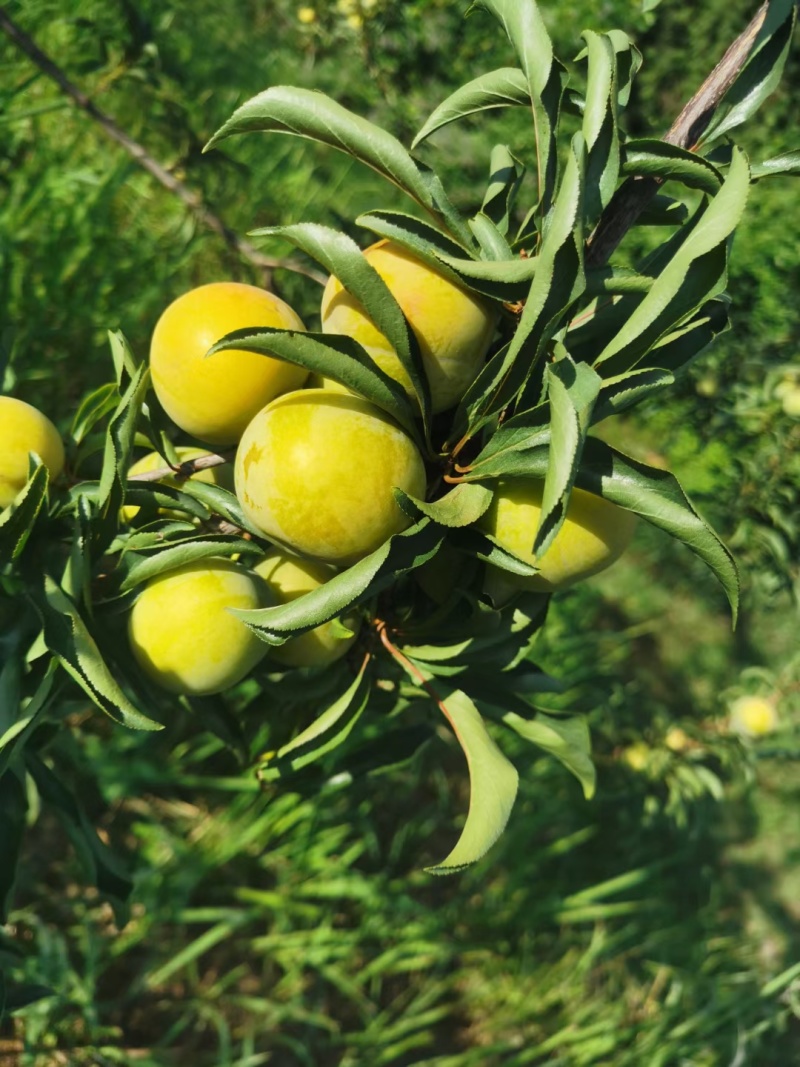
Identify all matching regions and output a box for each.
[1,0,799,1063]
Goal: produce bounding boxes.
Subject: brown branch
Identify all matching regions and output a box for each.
[586,2,770,268]
[0,7,326,288]
[127,450,234,483]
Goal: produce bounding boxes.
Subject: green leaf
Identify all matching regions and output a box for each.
[412,68,529,148]
[28,577,162,731]
[0,462,49,562]
[699,0,797,147]
[420,684,518,873]
[162,480,257,534]
[621,140,723,194]
[502,711,596,799]
[0,661,58,779]
[119,537,255,592]
[258,657,371,781]
[636,194,690,226]
[580,31,621,221]
[535,355,601,556]
[469,212,514,261]
[97,363,151,527]
[250,224,431,428]
[394,482,494,528]
[70,382,118,444]
[585,267,654,296]
[204,86,471,245]
[637,299,730,375]
[750,150,800,180]
[107,329,141,389]
[480,144,526,237]
[235,519,444,644]
[475,0,562,214]
[207,327,423,448]
[591,368,675,422]
[459,134,586,429]
[595,147,750,377]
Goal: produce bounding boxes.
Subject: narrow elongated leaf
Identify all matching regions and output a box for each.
[107,329,140,388]
[204,86,471,244]
[622,140,723,194]
[258,656,370,781]
[449,526,540,578]
[637,299,730,375]
[481,144,526,237]
[581,31,621,221]
[120,537,255,592]
[591,368,674,422]
[207,328,422,447]
[28,577,162,730]
[700,0,796,147]
[0,462,49,562]
[503,711,596,798]
[419,684,518,873]
[394,482,494,528]
[70,382,118,444]
[460,135,586,428]
[0,661,58,779]
[750,150,800,180]
[585,267,654,296]
[97,363,150,523]
[412,68,529,147]
[235,519,444,643]
[250,224,431,426]
[595,147,749,376]
[476,0,561,213]
[469,212,514,261]
[535,355,601,556]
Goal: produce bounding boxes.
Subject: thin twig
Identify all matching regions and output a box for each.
[127,451,233,483]
[586,2,770,268]
[0,6,327,288]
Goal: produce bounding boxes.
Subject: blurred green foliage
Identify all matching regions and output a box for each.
[1,0,799,1063]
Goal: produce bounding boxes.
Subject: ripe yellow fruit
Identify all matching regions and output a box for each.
[150,282,308,446]
[128,559,267,695]
[253,550,360,667]
[729,695,779,738]
[122,447,234,522]
[481,480,636,600]
[235,389,427,565]
[0,396,64,508]
[320,240,496,413]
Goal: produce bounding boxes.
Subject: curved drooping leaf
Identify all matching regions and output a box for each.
[448,526,540,578]
[394,482,494,528]
[204,85,471,245]
[70,382,118,444]
[469,212,514,261]
[591,367,675,422]
[534,355,601,557]
[234,519,444,644]
[475,0,563,214]
[96,363,150,536]
[27,577,162,730]
[458,135,586,430]
[417,683,518,874]
[258,656,371,781]
[0,462,49,562]
[207,327,423,448]
[637,298,730,375]
[502,709,595,798]
[119,537,256,592]
[595,147,750,376]
[249,224,431,427]
[699,0,797,147]
[0,661,58,779]
[412,68,529,147]
[481,144,526,238]
[621,140,723,194]
[167,480,263,537]
[580,31,622,222]
[464,435,739,621]
[750,150,800,180]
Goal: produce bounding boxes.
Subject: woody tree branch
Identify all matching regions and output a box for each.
[0,6,326,288]
[586,2,771,268]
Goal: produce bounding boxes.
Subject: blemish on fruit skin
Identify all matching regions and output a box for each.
[243,443,263,476]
